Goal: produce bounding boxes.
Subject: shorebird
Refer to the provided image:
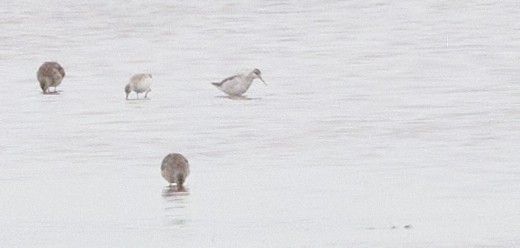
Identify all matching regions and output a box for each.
[37,62,65,94]
[161,153,190,188]
[124,73,152,99]
[211,68,267,96]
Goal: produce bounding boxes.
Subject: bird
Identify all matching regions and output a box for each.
[37,62,65,94]
[211,68,267,96]
[161,153,190,188]
[124,73,152,100]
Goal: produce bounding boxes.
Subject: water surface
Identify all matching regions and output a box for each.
[1,1,520,247]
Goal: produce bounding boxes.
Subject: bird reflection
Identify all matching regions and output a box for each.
[215,95,262,100]
[162,186,189,228]
[162,185,189,198]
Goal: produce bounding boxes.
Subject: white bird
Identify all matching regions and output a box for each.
[161,153,190,188]
[211,68,267,96]
[37,62,65,94]
[124,73,152,100]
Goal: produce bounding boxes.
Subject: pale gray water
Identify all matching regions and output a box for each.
[1,1,520,247]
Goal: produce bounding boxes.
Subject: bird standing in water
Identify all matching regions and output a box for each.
[37,62,65,94]
[211,69,267,97]
[161,153,190,188]
[124,73,152,100]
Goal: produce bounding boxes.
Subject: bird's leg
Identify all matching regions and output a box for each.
[144,90,150,98]
[136,93,139,99]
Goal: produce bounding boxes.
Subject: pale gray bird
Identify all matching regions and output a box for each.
[211,69,267,96]
[37,62,65,94]
[124,73,152,99]
[161,153,190,187]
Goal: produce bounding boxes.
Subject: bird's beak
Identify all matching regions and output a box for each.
[259,76,267,85]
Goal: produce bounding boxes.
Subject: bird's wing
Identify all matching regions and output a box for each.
[214,75,239,86]
[55,63,65,78]
[45,62,65,78]
[130,74,146,82]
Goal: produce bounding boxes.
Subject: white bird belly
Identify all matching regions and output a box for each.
[133,78,152,93]
[220,78,252,96]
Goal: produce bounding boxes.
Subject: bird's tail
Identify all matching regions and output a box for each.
[211,82,222,87]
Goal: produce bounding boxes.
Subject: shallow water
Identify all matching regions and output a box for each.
[1,1,520,247]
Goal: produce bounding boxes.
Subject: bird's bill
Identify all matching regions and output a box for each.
[259,76,267,85]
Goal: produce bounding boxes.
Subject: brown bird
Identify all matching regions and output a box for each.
[37,62,65,94]
[161,153,190,188]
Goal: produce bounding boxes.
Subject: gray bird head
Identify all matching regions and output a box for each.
[252,69,267,85]
[124,84,131,99]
